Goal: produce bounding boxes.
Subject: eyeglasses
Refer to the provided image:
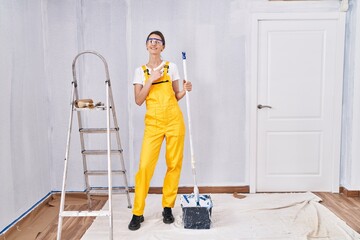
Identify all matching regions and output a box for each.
[147,38,164,46]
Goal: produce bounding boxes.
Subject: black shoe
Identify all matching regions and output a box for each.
[128,214,144,231]
[162,207,174,224]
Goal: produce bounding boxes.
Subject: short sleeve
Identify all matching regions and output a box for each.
[133,67,145,85]
[168,62,180,81]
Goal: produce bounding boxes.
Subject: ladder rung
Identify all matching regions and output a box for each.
[85,170,125,175]
[79,128,119,134]
[88,187,130,195]
[60,210,110,217]
[82,150,123,155]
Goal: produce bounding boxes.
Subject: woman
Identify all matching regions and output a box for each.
[129,31,192,231]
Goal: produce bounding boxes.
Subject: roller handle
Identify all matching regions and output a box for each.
[182,51,199,205]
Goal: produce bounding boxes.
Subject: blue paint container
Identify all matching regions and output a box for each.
[180,194,213,229]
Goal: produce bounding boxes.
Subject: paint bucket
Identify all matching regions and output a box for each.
[180,194,213,229]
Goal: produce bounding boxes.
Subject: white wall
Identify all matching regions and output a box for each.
[44,0,130,191]
[45,0,250,192]
[129,0,249,187]
[1,0,356,233]
[0,0,51,232]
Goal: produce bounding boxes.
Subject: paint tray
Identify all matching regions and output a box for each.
[180,194,213,229]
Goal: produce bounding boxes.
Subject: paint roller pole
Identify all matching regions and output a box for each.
[182,52,200,205]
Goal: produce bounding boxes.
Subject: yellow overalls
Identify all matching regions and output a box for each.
[133,62,185,216]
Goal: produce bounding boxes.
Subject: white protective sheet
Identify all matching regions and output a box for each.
[82,192,360,240]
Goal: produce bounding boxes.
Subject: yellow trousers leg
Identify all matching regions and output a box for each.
[133,132,164,216]
[162,134,185,208]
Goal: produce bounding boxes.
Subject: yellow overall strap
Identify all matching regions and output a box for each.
[142,65,150,82]
[163,61,170,75]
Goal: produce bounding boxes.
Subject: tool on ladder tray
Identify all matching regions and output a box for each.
[56,51,132,240]
[180,52,213,229]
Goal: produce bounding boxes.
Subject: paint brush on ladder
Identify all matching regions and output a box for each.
[180,52,212,229]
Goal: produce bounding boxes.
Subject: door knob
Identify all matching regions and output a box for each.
[257,104,272,109]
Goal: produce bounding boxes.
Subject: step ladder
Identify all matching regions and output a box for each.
[56,51,132,240]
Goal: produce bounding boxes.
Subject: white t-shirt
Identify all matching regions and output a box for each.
[133,61,180,85]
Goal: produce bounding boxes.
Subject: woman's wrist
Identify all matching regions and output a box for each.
[175,89,186,101]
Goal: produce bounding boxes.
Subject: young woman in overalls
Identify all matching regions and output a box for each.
[129,31,192,230]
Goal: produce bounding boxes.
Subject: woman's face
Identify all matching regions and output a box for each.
[146,34,164,54]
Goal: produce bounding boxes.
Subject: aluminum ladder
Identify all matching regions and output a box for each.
[56,51,132,240]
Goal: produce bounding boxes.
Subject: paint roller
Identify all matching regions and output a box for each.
[180,52,213,229]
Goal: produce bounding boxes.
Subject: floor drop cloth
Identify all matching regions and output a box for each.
[82,192,360,240]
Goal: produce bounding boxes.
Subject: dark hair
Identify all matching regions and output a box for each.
[146,31,165,46]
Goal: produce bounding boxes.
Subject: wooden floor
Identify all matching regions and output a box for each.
[314,192,360,233]
[1,192,359,239]
[1,194,108,240]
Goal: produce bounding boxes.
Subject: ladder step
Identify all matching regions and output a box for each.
[60,210,110,217]
[88,187,130,195]
[85,170,125,175]
[80,128,118,134]
[82,150,123,155]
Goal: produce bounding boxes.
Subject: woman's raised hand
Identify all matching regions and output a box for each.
[149,69,162,83]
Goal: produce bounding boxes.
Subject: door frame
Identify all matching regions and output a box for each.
[248,12,346,193]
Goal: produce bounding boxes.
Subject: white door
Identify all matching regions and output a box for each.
[253,14,345,192]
